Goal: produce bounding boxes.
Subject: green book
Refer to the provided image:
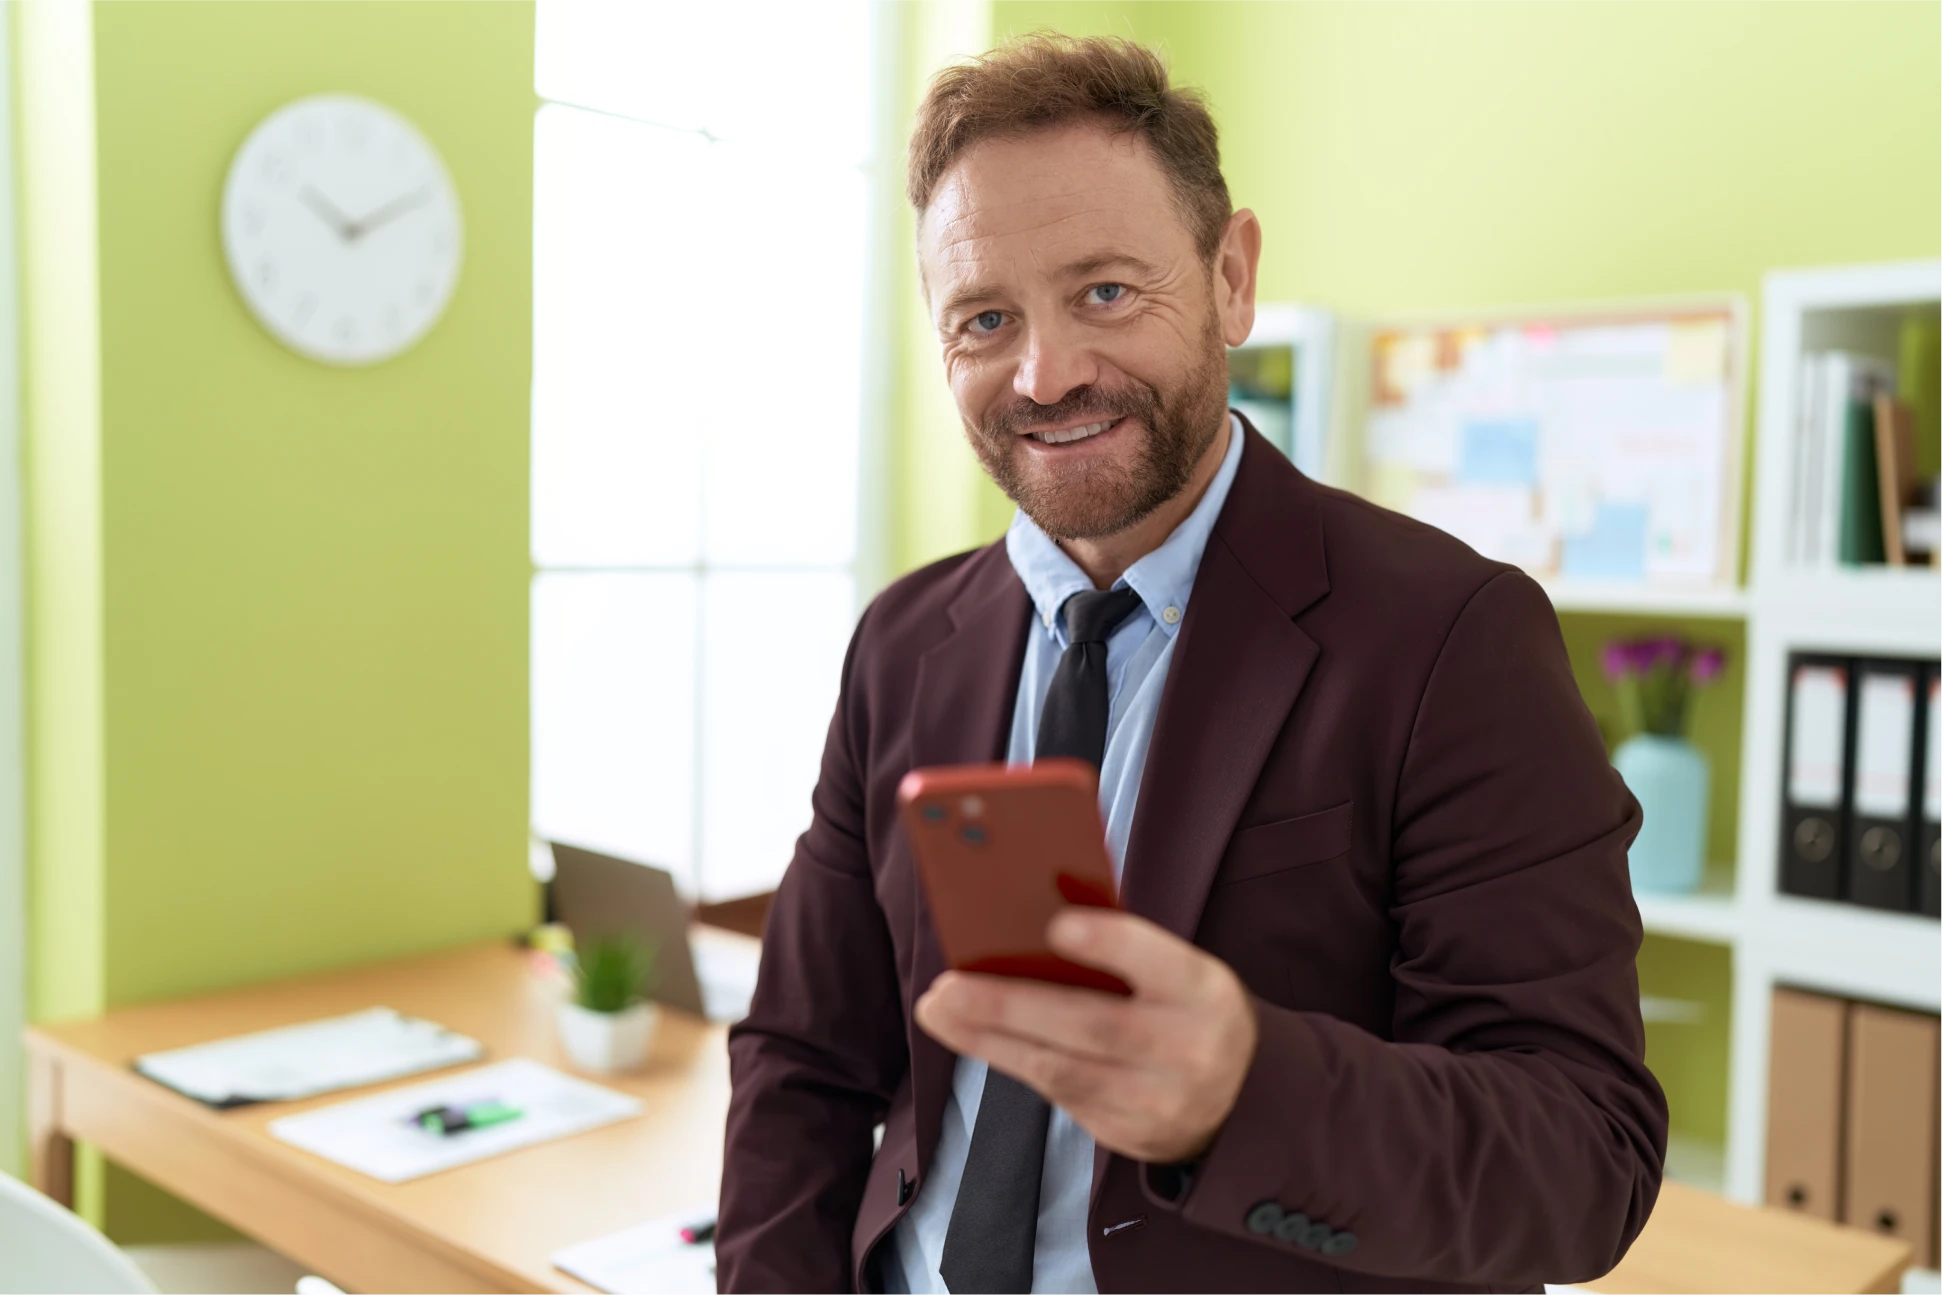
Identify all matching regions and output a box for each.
[1838,396,1885,565]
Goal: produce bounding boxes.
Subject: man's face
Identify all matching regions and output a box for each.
[917,123,1253,540]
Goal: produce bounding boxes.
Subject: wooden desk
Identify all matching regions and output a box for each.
[29,948,1915,1294]
[26,943,729,1294]
[1587,1180,1911,1294]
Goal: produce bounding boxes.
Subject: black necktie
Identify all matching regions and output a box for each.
[938,586,1146,1294]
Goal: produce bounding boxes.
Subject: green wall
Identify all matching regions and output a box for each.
[16,0,537,1239]
[1637,934,1734,1151]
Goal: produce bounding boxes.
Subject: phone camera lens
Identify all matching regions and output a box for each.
[961,824,987,846]
[921,804,947,822]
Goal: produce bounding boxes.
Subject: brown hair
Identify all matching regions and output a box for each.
[906,33,1231,260]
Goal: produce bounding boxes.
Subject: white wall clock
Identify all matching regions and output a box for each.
[221,93,463,366]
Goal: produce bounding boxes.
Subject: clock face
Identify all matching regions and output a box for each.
[221,94,463,365]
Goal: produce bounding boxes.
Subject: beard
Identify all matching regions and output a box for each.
[967,317,1231,542]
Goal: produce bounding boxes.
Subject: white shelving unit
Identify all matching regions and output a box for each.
[1633,872,1741,945]
[1538,580,1750,620]
[1706,260,1941,1210]
[1229,303,1335,481]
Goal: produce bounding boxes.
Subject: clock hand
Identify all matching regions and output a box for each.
[347,186,432,242]
[296,185,358,241]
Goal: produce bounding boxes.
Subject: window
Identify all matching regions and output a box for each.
[531,1,878,900]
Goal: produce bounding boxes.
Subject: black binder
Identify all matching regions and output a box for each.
[1919,664,1940,919]
[1780,654,1855,901]
[1844,658,1922,911]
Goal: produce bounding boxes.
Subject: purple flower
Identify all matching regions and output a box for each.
[1601,643,1635,682]
[1646,638,1687,670]
[1692,647,1726,685]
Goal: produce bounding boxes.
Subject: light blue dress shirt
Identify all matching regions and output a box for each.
[888,417,1245,1294]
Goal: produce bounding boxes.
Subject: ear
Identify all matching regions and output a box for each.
[1213,209,1262,348]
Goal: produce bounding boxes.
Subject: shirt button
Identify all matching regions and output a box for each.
[1162,605,1181,624]
[1042,610,1054,628]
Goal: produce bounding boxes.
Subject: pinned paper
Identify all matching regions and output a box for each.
[1665,318,1728,384]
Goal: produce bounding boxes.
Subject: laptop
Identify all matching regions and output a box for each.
[547,843,709,1017]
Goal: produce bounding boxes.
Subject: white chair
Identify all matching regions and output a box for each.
[0,1171,156,1294]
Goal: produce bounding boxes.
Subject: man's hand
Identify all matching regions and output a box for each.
[914,908,1258,1164]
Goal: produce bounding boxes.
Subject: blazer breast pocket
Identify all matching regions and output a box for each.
[1217,801,1353,886]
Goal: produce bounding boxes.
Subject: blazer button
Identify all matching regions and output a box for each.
[897,1169,913,1206]
[1321,1229,1358,1257]
[1271,1212,1311,1244]
[1244,1201,1284,1234]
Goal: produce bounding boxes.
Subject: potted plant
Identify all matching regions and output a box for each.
[557,932,659,1075]
[1602,636,1726,894]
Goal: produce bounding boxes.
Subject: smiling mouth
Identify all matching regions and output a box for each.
[1027,417,1121,446]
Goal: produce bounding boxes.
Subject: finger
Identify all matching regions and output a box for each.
[968,1030,1206,1161]
[1047,908,1214,1004]
[914,974,989,1053]
[954,1024,1211,1163]
[959,1021,1142,1115]
[919,969,1160,1063]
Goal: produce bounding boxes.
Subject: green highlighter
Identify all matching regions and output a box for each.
[413,1100,524,1135]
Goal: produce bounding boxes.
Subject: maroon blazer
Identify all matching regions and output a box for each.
[719,423,1666,1293]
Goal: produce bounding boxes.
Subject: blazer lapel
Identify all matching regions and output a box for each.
[905,551,1032,1176]
[1118,424,1331,942]
[1093,424,1331,1198]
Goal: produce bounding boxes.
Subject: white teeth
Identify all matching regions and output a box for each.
[1032,419,1115,445]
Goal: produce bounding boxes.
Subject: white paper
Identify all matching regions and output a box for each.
[1928,679,1941,822]
[268,1058,640,1183]
[1787,666,1848,810]
[135,1008,482,1106]
[1852,673,1915,817]
[691,925,761,1023]
[1790,357,1821,565]
[551,1211,717,1295]
[1816,354,1852,569]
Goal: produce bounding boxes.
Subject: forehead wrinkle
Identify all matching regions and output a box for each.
[937,204,1144,270]
[939,174,1138,227]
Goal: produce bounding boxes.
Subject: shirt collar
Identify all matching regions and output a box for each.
[1005,412,1247,643]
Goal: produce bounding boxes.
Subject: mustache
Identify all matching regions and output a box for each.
[980,382,1160,440]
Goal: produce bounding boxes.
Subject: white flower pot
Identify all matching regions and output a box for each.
[556,1000,657,1074]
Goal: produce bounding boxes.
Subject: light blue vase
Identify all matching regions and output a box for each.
[1611,734,1709,894]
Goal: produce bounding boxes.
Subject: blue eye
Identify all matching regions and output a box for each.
[1088,284,1124,304]
[972,310,1004,333]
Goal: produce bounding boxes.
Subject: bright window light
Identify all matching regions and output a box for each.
[536,1,875,164]
[532,572,700,888]
[699,570,855,899]
[532,0,875,900]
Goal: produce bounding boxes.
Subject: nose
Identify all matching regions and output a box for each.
[1013,317,1099,408]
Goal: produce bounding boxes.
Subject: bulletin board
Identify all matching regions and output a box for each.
[1360,304,1743,589]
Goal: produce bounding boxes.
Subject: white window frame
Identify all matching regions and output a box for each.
[529,2,892,902]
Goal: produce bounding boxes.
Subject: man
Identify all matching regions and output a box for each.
[719,34,1665,1295]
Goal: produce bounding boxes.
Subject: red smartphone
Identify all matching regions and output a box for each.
[897,759,1131,996]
